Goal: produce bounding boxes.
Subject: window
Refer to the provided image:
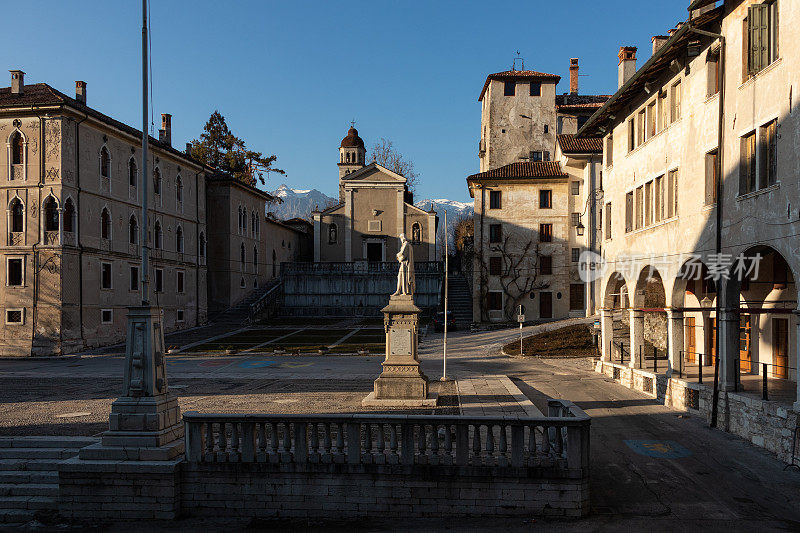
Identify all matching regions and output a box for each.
[242,208,247,233]
[43,197,58,232]
[177,270,184,293]
[529,81,541,96]
[487,291,503,311]
[539,291,553,319]
[176,176,183,205]
[504,80,515,96]
[544,124,549,134]
[199,232,206,258]
[606,135,614,167]
[489,256,502,276]
[154,221,162,249]
[707,52,720,96]
[539,190,552,209]
[240,243,246,268]
[240,277,245,288]
[251,213,256,236]
[176,226,184,253]
[10,199,23,233]
[760,119,777,188]
[101,309,113,324]
[177,309,185,323]
[644,181,653,226]
[540,255,552,275]
[101,262,112,289]
[670,81,682,123]
[654,175,664,222]
[739,130,756,195]
[539,223,553,242]
[570,284,585,311]
[637,109,646,145]
[667,169,679,218]
[155,268,163,293]
[529,151,543,162]
[253,246,258,271]
[747,1,779,76]
[571,182,580,195]
[10,132,23,165]
[153,168,161,195]
[628,118,635,152]
[658,90,668,131]
[625,192,633,233]
[705,150,718,205]
[634,187,643,229]
[238,207,243,234]
[489,224,502,243]
[7,258,23,286]
[100,147,110,179]
[272,250,277,277]
[130,265,139,291]
[571,248,580,263]
[328,223,338,244]
[489,190,502,209]
[571,213,580,227]
[647,101,656,138]
[63,199,75,233]
[129,215,138,244]
[101,208,111,240]
[128,158,137,187]
[5,309,23,325]
[605,203,612,239]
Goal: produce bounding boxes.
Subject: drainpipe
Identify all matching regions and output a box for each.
[687,22,725,428]
[74,113,88,349]
[588,155,597,315]
[30,108,45,354]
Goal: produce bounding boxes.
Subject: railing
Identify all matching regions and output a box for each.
[614,341,629,365]
[248,279,283,323]
[678,351,707,383]
[282,261,444,275]
[184,401,589,471]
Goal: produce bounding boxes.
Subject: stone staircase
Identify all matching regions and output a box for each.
[447,274,474,327]
[0,436,97,524]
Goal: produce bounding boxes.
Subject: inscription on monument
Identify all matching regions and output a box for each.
[390,328,412,355]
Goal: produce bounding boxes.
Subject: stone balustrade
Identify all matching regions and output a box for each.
[281,260,444,275]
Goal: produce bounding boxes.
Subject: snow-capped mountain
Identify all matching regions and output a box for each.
[415,199,474,251]
[267,184,337,220]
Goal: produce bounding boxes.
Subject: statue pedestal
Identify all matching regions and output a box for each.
[362,294,438,407]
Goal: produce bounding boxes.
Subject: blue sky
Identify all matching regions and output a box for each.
[5,1,690,202]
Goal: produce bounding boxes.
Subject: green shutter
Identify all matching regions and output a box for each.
[705,154,715,205]
[749,4,769,75]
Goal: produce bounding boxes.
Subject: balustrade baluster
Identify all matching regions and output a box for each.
[540,425,551,455]
[418,424,427,453]
[431,424,439,453]
[282,422,292,453]
[310,422,320,455]
[335,422,344,455]
[231,423,240,454]
[217,422,227,452]
[499,424,507,456]
[553,426,564,456]
[443,424,452,456]
[389,424,398,459]
[363,423,372,456]
[270,423,279,456]
[205,422,214,456]
[258,423,267,455]
[486,424,495,462]
[377,424,386,453]
[473,424,482,458]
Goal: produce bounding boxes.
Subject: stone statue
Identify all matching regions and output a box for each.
[393,233,415,296]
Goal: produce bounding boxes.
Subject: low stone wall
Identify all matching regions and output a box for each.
[594,360,798,463]
[181,462,588,518]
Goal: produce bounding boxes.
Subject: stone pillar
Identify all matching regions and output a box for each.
[629,308,644,368]
[666,309,684,377]
[718,306,739,392]
[362,294,437,407]
[600,308,614,361]
[793,307,800,412]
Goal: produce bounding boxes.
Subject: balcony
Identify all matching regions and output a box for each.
[8,232,23,246]
[478,139,486,156]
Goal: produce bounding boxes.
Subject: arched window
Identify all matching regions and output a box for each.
[328,223,337,244]
[154,220,162,249]
[242,208,247,233]
[101,208,111,240]
[272,250,277,277]
[411,223,422,244]
[100,147,110,179]
[129,215,138,244]
[199,232,206,257]
[237,206,242,234]
[176,225,184,253]
[253,246,258,271]
[153,167,161,195]
[251,212,256,236]
[9,198,24,233]
[240,243,246,268]
[63,198,75,233]
[128,158,137,187]
[10,131,23,165]
[176,176,183,204]
[43,196,59,232]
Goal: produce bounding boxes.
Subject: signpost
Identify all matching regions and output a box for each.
[517,304,525,355]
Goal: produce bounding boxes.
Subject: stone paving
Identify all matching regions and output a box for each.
[457,376,542,417]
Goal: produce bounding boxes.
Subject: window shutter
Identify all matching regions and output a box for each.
[749,4,769,74]
[705,154,715,205]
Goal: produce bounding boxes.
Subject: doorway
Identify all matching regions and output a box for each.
[739,315,752,373]
[685,317,696,364]
[708,317,717,366]
[366,242,383,262]
[773,318,788,379]
[539,292,553,319]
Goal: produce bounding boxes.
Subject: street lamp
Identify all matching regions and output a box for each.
[576,220,585,236]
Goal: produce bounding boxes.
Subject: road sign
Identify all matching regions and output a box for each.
[517,305,526,315]
[517,315,525,323]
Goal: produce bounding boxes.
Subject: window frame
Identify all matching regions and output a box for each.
[5,308,24,325]
[489,190,502,209]
[487,291,503,311]
[489,256,502,276]
[539,223,553,243]
[100,261,113,290]
[488,224,502,244]
[529,81,541,96]
[130,265,139,292]
[540,255,553,275]
[503,80,516,96]
[539,189,553,209]
[154,268,164,293]
[100,308,113,325]
[176,270,185,294]
[6,257,24,287]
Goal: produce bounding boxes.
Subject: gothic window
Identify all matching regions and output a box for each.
[238,206,243,233]
[176,176,183,204]
[176,225,184,253]
[240,243,246,269]
[100,147,110,179]
[154,220,162,249]
[411,223,421,244]
[129,215,138,244]
[199,232,206,257]
[10,131,23,165]
[128,158,137,187]
[9,198,23,233]
[253,246,258,271]
[153,167,161,195]
[328,223,338,244]
[43,197,59,232]
[272,250,277,277]
[242,208,247,233]
[63,198,75,233]
[101,208,111,240]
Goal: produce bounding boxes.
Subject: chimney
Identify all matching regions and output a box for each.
[618,47,637,88]
[652,36,669,55]
[9,70,24,95]
[75,81,87,104]
[569,58,579,95]
[185,142,192,154]
[159,113,172,146]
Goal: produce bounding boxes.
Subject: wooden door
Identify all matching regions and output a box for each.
[539,292,553,319]
[684,317,696,364]
[366,242,383,262]
[773,318,788,379]
[739,315,752,373]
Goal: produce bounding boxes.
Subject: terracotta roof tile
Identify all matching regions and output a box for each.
[467,161,567,181]
[479,69,561,101]
[557,134,603,154]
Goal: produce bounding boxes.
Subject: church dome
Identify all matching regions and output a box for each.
[340,127,365,149]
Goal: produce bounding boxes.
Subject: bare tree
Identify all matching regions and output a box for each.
[369,137,419,193]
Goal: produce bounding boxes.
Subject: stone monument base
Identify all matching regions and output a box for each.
[361,391,439,407]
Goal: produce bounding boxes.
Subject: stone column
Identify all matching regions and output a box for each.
[58,207,63,245]
[718,306,739,392]
[600,308,614,361]
[629,308,644,368]
[793,307,800,412]
[666,309,684,377]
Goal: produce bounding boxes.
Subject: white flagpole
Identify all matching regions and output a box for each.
[441,208,449,381]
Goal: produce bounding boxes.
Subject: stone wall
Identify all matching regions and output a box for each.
[181,462,589,518]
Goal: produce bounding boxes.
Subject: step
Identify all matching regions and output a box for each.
[0,495,58,511]
[0,472,58,485]
[0,484,58,498]
[0,509,36,524]
[0,459,63,472]
[0,448,78,460]
[0,436,97,449]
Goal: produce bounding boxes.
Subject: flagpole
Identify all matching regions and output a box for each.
[441,208,450,382]
[140,0,150,305]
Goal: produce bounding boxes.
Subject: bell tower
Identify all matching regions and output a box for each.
[338,124,366,201]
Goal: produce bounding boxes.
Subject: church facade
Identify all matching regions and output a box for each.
[311,127,437,263]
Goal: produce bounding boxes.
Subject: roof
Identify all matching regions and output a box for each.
[206,171,275,202]
[577,7,722,137]
[555,94,611,112]
[467,161,567,181]
[478,69,561,101]
[688,0,715,10]
[340,127,365,149]
[0,83,201,167]
[557,134,602,154]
